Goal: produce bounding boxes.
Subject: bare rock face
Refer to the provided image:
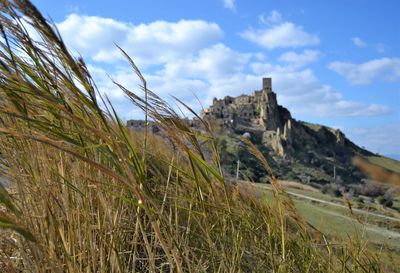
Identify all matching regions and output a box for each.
[262,130,285,157]
[335,129,345,145]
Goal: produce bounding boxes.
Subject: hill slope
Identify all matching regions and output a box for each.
[195,78,379,185]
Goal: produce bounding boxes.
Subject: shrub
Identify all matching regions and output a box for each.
[321,183,342,197]
[377,195,394,208]
[355,196,364,204]
[353,180,388,197]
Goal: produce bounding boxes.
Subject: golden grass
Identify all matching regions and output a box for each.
[0,0,393,272]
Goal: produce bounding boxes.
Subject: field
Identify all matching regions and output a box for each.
[238,180,400,269]
[366,156,400,173]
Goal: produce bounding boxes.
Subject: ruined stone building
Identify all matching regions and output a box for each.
[202,77,293,156]
[202,78,290,130]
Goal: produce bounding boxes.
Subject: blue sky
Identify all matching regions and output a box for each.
[31,0,400,158]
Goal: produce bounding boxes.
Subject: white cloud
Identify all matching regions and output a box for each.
[240,22,320,49]
[90,50,391,120]
[222,0,235,11]
[54,14,391,121]
[259,10,283,25]
[57,14,223,67]
[350,37,386,53]
[250,63,391,117]
[161,43,251,79]
[278,50,321,67]
[351,37,367,48]
[329,57,400,85]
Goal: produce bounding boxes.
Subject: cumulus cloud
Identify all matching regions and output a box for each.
[259,10,283,25]
[250,63,391,117]
[351,37,367,48]
[278,50,321,67]
[161,43,251,79]
[57,14,223,67]
[90,51,391,120]
[240,22,320,49]
[222,0,235,11]
[329,57,400,84]
[54,13,391,121]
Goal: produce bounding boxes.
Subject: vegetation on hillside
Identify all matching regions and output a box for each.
[365,156,400,174]
[0,0,396,272]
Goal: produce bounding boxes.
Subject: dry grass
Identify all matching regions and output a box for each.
[0,0,392,272]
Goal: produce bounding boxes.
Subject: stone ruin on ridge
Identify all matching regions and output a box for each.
[201,78,294,157]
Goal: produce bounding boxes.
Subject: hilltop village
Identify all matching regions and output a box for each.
[201,78,294,158]
[127,78,371,185]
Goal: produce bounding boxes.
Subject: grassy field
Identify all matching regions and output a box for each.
[293,199,400,271]
[292,197,400,249]
[365,156,400,173]
[257,185,400,246]
[278,186,400,220]
[244,182,400,271]
[244,181,400,265]
[394,198,400,211]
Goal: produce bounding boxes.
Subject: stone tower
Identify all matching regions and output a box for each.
[259,78,281,131]
[263,77,272,91]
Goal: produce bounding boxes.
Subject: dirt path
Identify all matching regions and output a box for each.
[317,205,400,239]
[247,182,400,222]
[239,182,400,246]
[285,190,400,222]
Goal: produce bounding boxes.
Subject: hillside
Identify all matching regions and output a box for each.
[200,78,394,185]
[129,78,386,186]
[365,156,400,173]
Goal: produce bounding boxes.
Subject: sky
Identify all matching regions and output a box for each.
[31,0,400,159]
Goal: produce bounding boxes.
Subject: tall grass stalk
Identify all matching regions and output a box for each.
[0,0,391,272]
